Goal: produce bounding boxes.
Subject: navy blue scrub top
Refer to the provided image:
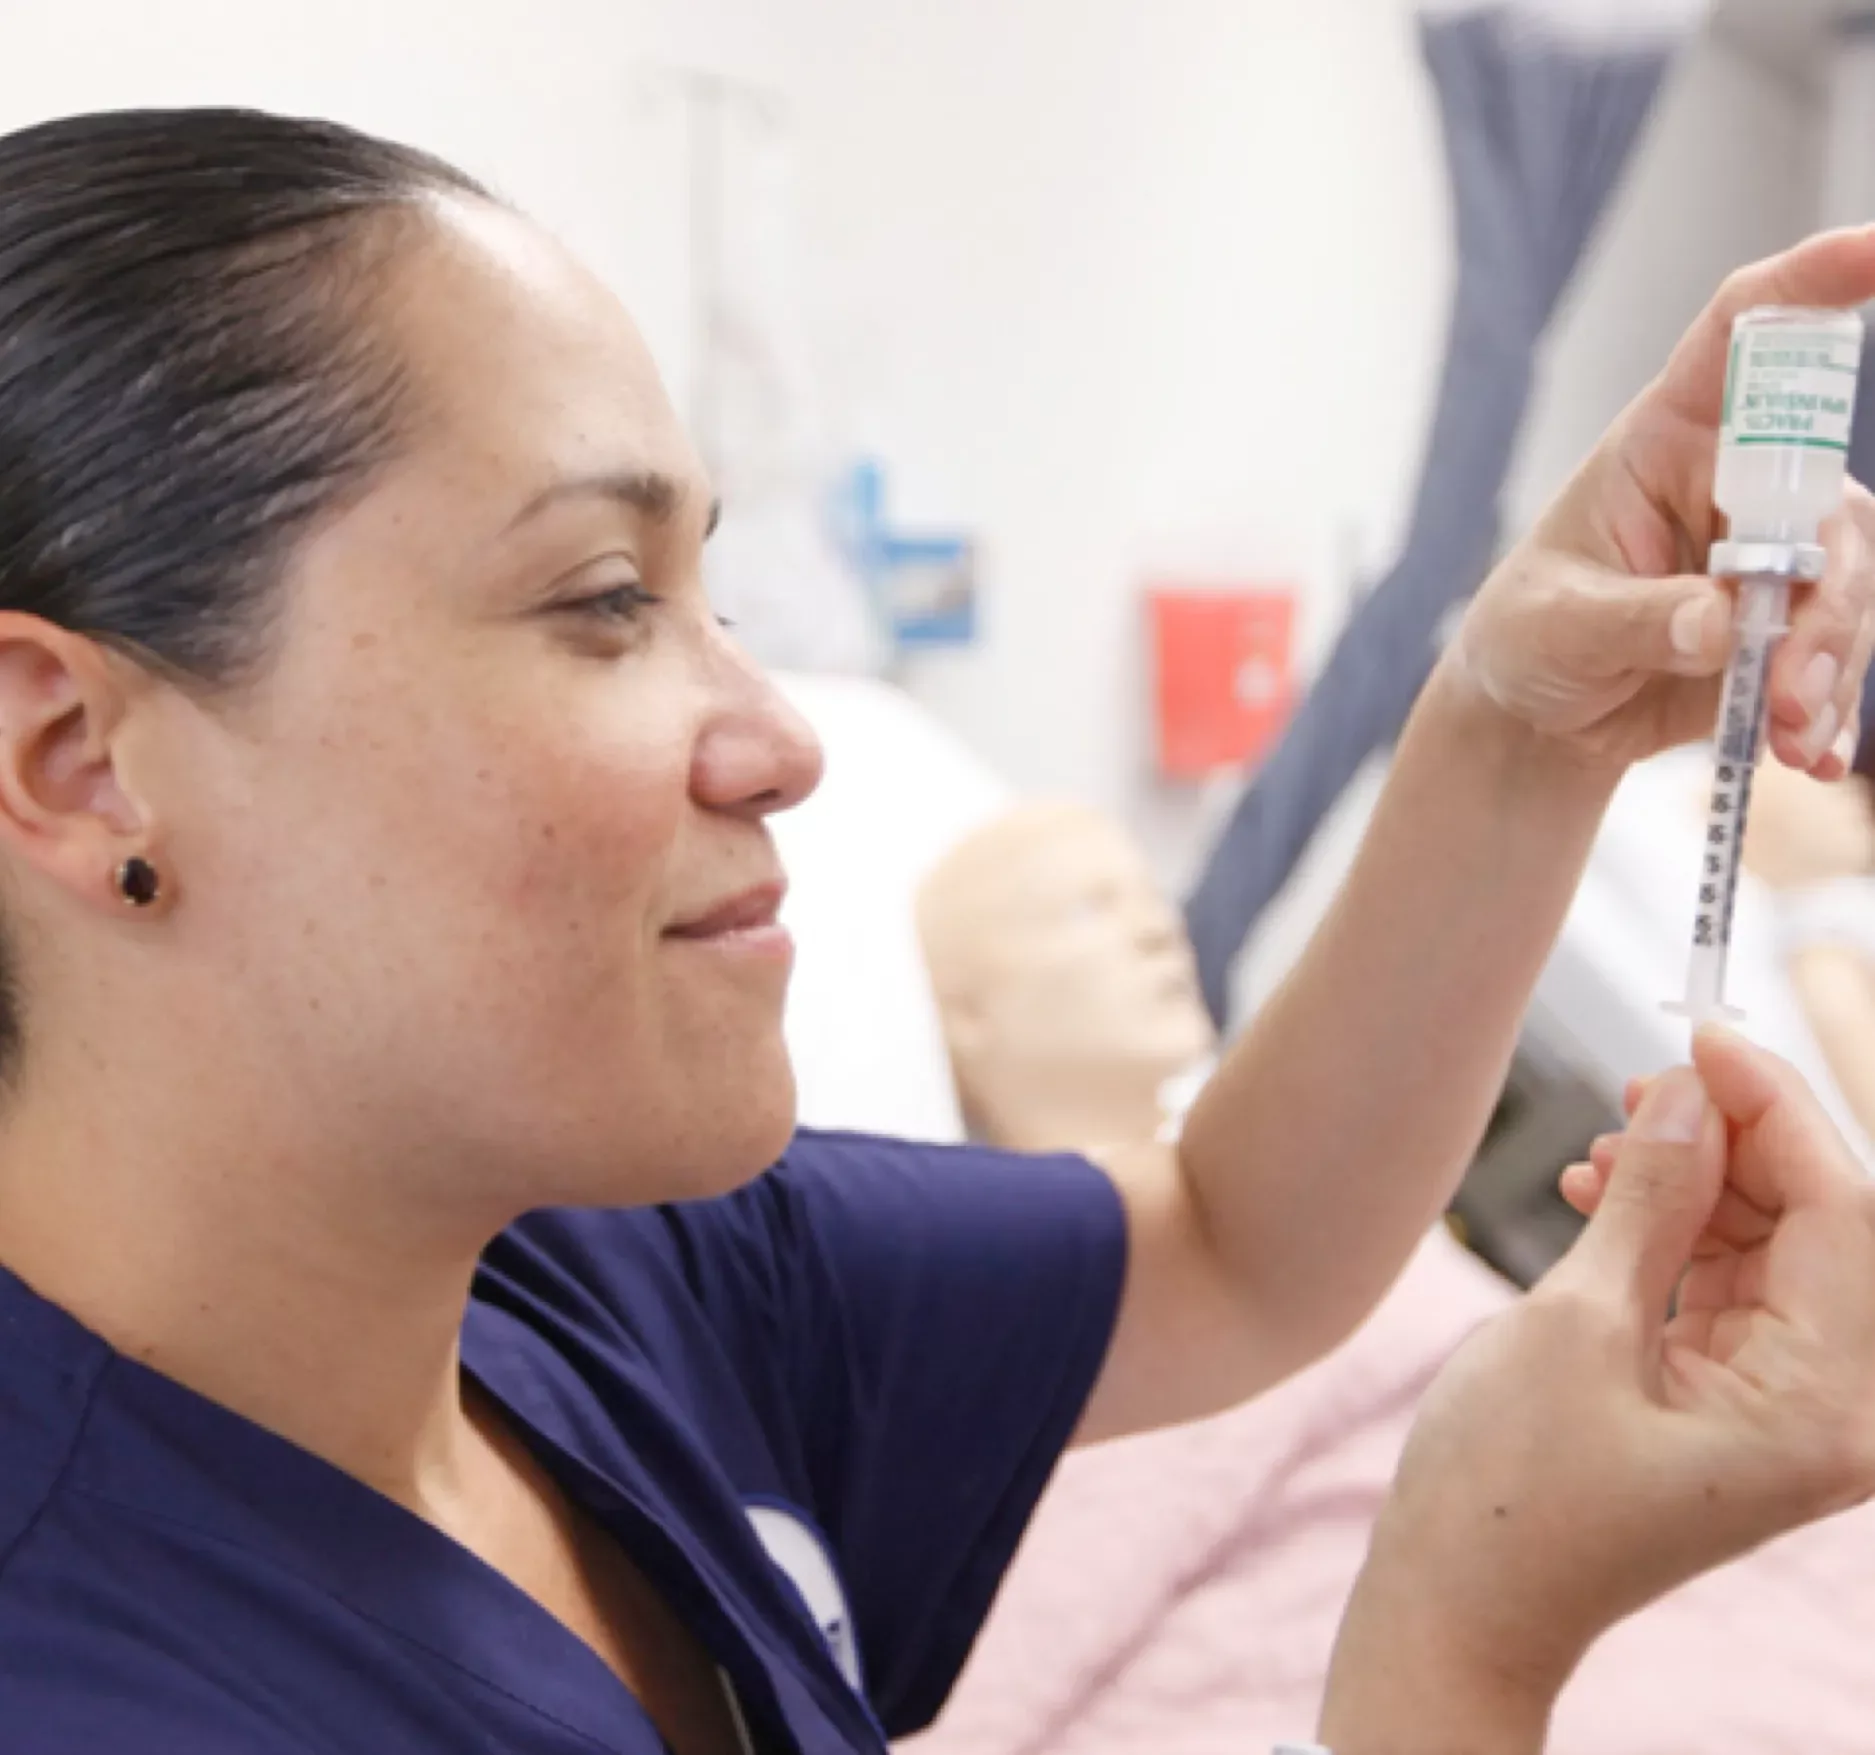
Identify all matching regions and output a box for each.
[0,1130,1127,1753]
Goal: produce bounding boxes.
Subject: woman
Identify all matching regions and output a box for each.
[0,108,1870,1754]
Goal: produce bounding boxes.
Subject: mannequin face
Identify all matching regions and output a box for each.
[917,801,1217,1151]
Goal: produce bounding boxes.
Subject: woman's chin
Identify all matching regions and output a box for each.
[689,1099,801,1199]
[613,1072,800,1207]
[511,1048,801,1211]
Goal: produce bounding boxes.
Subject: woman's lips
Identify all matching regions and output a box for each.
[664,882,793,960]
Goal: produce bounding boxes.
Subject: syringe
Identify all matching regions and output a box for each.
[1668,305,1864,1023]
[1669,564,1796,1022]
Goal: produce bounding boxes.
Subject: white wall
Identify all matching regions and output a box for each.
[0,1,1823,886]
[771,2,1821,884]
[780,0,1453,882]
[0,0,711,405]
[1822,16,1875,227]
[788,6,1823,885]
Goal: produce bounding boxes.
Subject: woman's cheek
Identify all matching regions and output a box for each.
[490,733,689,928]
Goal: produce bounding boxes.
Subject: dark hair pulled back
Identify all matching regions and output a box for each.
[0,107,487,1074]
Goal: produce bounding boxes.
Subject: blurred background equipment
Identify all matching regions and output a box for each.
[831,458,980,653]
[647,65,889,676]
[1146,585,1296,780]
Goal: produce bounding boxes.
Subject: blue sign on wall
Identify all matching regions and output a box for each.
[831,459,978,650]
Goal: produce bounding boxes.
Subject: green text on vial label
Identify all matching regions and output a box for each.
[1726,329,1858,450]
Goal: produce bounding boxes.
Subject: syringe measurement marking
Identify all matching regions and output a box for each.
[1689,626,1774,968]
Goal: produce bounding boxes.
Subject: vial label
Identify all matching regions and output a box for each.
[1721,324,1860,453]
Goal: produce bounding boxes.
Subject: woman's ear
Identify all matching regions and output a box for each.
[0,615,158,913]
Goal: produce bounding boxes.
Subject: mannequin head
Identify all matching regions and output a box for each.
[1741,759,1875,891]
[916,800,1216,1153]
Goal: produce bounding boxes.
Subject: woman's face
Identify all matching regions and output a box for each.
[148,199,824,1211]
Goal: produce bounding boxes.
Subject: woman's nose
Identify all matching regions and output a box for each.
[692,663,825,820]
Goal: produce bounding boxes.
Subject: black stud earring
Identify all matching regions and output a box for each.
[116,856,161,909]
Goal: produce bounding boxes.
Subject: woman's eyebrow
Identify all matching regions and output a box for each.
[504,470,720,538]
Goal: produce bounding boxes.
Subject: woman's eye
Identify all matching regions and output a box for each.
[568,582,660,623]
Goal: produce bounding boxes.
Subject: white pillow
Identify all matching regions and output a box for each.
[769,673,1014,1143]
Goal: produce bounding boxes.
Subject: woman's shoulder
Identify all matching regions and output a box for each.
[472,1127,1117,1402]
[469,1129,1090,1397]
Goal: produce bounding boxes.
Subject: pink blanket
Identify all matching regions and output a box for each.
[910,1232,1875,1755]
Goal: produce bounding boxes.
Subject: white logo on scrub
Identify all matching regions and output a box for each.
[745,1504,862,1690]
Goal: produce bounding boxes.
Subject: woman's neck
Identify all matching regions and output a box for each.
[0,1058,501,1510]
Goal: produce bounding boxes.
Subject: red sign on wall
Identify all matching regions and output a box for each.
[1147,587,1296,779]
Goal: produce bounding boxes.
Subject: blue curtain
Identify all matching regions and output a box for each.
[1848,323,1875,776]
[1184,6,1679,1026]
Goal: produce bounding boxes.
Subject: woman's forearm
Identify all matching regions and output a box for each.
[1177,657,1616,1352]
[1319,1554,1557,1755]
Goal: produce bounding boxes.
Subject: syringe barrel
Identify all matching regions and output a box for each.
[1714,306,1863,548]
[1681,945,1727,1018]
[1712,601,1780,768]
[1679,585,1780,1024]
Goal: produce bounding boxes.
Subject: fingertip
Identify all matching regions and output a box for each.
[1691,1025,1782,1125]
[1771,636,1849,740]
[1625,1066,1720,1155]
[1837,718,1863,773]
[1812,719,1861,781]
[1559,1162,1599,1216]
[1769,720,1821,768]
[1692,1021,1742,1059]
[1669,589,1730,669]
